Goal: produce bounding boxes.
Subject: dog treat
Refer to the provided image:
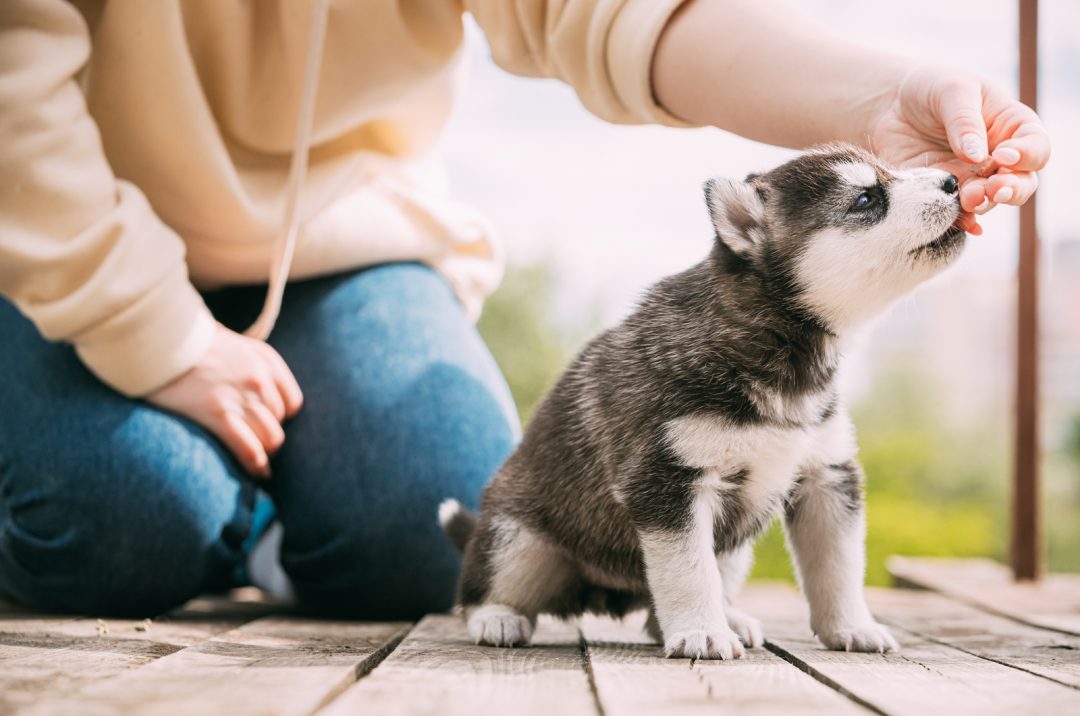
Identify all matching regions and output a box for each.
[969,156,999,178]
[445,143,963,660]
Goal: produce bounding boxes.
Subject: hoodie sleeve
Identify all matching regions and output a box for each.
[466,0,695,127]
[0,0,217,397]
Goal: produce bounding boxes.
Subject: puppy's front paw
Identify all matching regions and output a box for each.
[468,604,533,647]
[815,620,899,653]
[726,607,764,648]
[663,626,746,660]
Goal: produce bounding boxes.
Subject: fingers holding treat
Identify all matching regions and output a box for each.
[958,176,989,213]
[985,93,1051,173]
[984,169,1038,207]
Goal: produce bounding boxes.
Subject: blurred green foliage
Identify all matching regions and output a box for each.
[478,265,571,425]
[751,358,1010,585]
[1067,415,1080,462]
[1046,413,1080,573]
[478,264,1080,585]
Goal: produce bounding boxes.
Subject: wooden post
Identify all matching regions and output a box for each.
[1011,0,1041,582]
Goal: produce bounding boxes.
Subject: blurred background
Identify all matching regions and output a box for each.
[441,0,1079,584]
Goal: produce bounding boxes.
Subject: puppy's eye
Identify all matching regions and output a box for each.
[853,191,875,210]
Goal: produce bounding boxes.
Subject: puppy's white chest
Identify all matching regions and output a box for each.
[665,415,812,506]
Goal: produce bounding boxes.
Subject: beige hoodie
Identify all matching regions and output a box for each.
[0,0,688,397]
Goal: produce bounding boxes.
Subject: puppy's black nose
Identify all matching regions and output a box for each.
[942,174,959,194]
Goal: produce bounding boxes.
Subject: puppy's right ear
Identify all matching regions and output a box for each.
[703,177,766,257]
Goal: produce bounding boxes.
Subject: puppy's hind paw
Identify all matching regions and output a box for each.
[726,607,764,648]
[815,619,900,653]
[663,626,745,660]
[468,604,533,647]
[644,610,663,644]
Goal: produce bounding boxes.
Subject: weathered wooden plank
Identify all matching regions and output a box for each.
[171,588,293,621]
[0,608,248,715]
[743,583,1080,716]
[581,609,868,716]
[888,557,1080,636]
[22,617,409,716]
[867,587,1080,690]
[320,614,598,716]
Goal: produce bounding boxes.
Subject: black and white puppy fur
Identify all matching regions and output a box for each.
[441,143,966,660]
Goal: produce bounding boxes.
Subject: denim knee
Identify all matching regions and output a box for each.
[279,363,518,619]
[0,415,254,616]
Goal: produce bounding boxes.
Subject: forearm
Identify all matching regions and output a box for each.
[652,0,913,149]
[0,0,217,396]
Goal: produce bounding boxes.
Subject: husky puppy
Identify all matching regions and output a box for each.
[442,143,965,659]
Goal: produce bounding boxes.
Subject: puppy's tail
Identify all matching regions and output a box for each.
[438,499,477,553]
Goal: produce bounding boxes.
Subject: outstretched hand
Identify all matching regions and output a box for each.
[869,66,1050,234]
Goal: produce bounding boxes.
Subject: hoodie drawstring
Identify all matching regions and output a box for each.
[244,0,331,340]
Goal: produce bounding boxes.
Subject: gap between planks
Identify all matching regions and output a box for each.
[7,580,1080,716]
[580,609,867,716]
[320,615,599,716]
[867,586,1080,691]
[744,583,1080,716]
[326,602,868,716]
[888,556,1080,636]
[13,616,410,716]
[0,595,272,715]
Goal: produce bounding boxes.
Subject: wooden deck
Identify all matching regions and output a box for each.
[2,558,1078,715]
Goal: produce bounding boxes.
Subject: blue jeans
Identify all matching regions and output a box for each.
[0,263,519,618]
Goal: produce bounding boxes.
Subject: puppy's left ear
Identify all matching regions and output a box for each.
[703,177,766,257]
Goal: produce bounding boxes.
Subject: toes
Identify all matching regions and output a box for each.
[726,609,765,648]
[467,605,533,647]
[854,623,899,654]
[664,637,687,658]
[663,628,745,660]
[879,627,901,654]
[738,623,764,648]
[817,621,900,654]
